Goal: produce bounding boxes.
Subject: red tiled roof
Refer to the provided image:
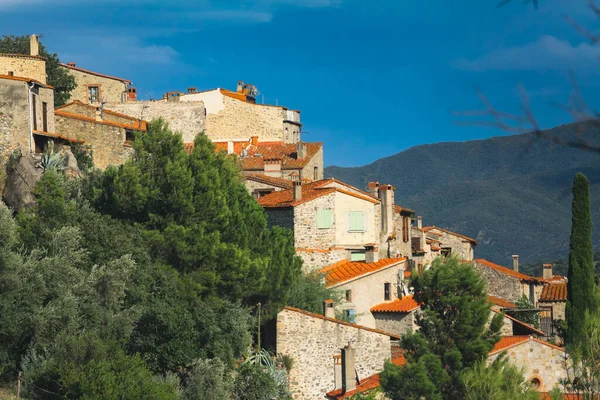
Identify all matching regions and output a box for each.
[394,205,415,215]
[240,141,322,170]
[319,258,406,287]
[282,306,399,339]
[488,295,517,309]
[244,174,293,189]
[474,259,542,283]
[370,295,420,313]
[490,309,546,336]
[60,62,131,83]
[489,335,564,356]
[540,282,567,302]
[0,74,53,89]
[541,393,593,400]
[33,129,85,144]
[55,110,147,131]
[422,226,478,245]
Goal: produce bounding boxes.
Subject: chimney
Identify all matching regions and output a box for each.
[30,34,39,57]
[543,263,553,280]
[250,136,258,146]
[264,158,282,177]
[293,180,302,201]
[365,245,379,263]
[237,80,245,93]
[341,345,356,393]
[67,61,76,67]
[7,71,13,76]
[296,141,307,159]
[380,184,395,236]
[367,181,379,197]
[187,87,197,94]
[323,299,335,319]
[417,216,423,229]
[512,255,519,272]
[127,87,137,102]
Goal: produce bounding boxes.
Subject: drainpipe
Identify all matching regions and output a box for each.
[27,81,36,153]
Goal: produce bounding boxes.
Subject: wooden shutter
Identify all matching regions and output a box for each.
[317,209,333,229]
[412,237,421,252]
[349,211,364,232]
[402,216,409,242]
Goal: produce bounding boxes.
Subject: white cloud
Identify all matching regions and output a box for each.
[452,35,600,72]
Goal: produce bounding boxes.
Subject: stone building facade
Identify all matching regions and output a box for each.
[472,259,544,304]
[371,296,420,336]
[488,336,566,393]
[0,35,46,85]
[105,100,206,143]
[60,62,131,104]
[276,306,396,400]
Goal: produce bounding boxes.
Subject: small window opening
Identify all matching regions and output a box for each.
[345,290,352,302]
[384,283,391,301]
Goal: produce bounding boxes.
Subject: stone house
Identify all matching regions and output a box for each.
[275,306,401,400]
[488,336,567,393]
[179,81,302,144]
[370,294,420,336]
[54,101,147,169]
[0,35,47,85]
[472,258,544,304]
[60,61,132,104]
[538,278,567,338]
[318,253,409,329]
[244,174,293,198]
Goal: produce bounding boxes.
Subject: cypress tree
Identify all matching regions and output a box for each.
[566,172,596,346]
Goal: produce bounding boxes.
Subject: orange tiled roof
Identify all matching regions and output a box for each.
[319,258,406,287]
[240,141,322,170]
[489,335,564,356]
[490,309,546,336]
[55,110,147,131]
[244,174,294,189]
[394,205,415,215]
[0,74,53,89]
[488,295,517,309]
[33,129,85,144]
[257,179,379,208]
[60,62,131,83]
[474,259,542,283]
[282,306,399,339]
[540,282,567,302]
[370,295,420,313]
[422,226,478,245]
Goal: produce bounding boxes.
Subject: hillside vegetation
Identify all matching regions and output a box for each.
[325,121,600,265]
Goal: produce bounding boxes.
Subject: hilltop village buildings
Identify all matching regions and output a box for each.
[0,35,574,399]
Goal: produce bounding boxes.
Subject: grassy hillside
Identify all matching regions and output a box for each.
[325,121,600,265]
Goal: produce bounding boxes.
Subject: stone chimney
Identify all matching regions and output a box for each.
[512,255,519,273]
[323,299,335,319]
[417,216,423,229]
[367,181,379,197]
[296,141,307,159]
[365,245,379,263]
[127,87,137,102]
[380,184,395,236]
[264,158,282,177]
[30,34,39,57]
[187,87,197,94]
[543,263,553,280]
[293,180,302,201]
[341,345,356,393]
[67,61,76,67]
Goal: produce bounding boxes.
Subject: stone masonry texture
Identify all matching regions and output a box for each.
[472,261,522,302]
[63,66,128,104]
[277,308,392,400]
[0,54,47,84]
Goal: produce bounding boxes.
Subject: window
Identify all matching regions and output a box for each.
[349,211,364,232]
[125,130,135,144]
[384,283,391,301]
[32,94,37,130]
[441,247,451,257]
[350,252,365,261]
[314,166,319,180]
[345,309,356,323]
[253,189,274,199]
[412,237,422,252]
[402,216,409,242]
[42,102,48,132]
[317,208,333,229]
[530,377,541,390]
[345,290,352,302]
[88,86,100,104]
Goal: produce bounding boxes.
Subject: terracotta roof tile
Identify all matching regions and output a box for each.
[540,282,567,302]
[60,62,131,83]
[319,258,406,287]
[489,335,564,356]
[240,141,322,170]
[474,259,542,283]
[244,174,293,189]
[0,74,53,89]
[394,205,415,215]
[422,226,478,245]
[488,295,517,309]
[370,295,420,313]
[55,110,147,131]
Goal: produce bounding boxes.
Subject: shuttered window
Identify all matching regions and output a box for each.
[402,216,409,242]
[349,211,364,232]
[350,252,366,261]
[316,208,333,229]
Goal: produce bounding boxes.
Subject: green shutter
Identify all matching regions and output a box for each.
[317,209,333,229]
[351,252,366,261]
[349,211,364,232]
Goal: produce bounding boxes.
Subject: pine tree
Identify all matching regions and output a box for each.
[566,172,597,347]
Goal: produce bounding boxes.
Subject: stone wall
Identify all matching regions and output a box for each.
[432,230,474,261]
[0,79,32,165]
[60,102,136,126]
[33,87,55,133]
[265,207,295,232]
[299,146,323,181]
[244,179,287,197]
[54,114,133,169]
[0,54,46,83]
[296,248,348,273]
[63,66,128,104]
[373,311,416,336]
[488,339,566,393]
[539,301,566,321]
[472,261,523,302]
[390,213,412,258]
[106,101,206,143]
[277,307,392,400]
[293,192,337,250]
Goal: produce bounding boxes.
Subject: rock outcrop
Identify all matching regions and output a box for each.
[2,155,43,211]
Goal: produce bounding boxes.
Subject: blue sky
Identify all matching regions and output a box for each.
[1,0,598,166]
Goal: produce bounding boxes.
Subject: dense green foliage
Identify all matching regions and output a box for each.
[566,173,598,347]
[325,120,600,265]
[380,257,502,399]
[0,35,76,106]
[511,294,539,328]
[0,121,303,398]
